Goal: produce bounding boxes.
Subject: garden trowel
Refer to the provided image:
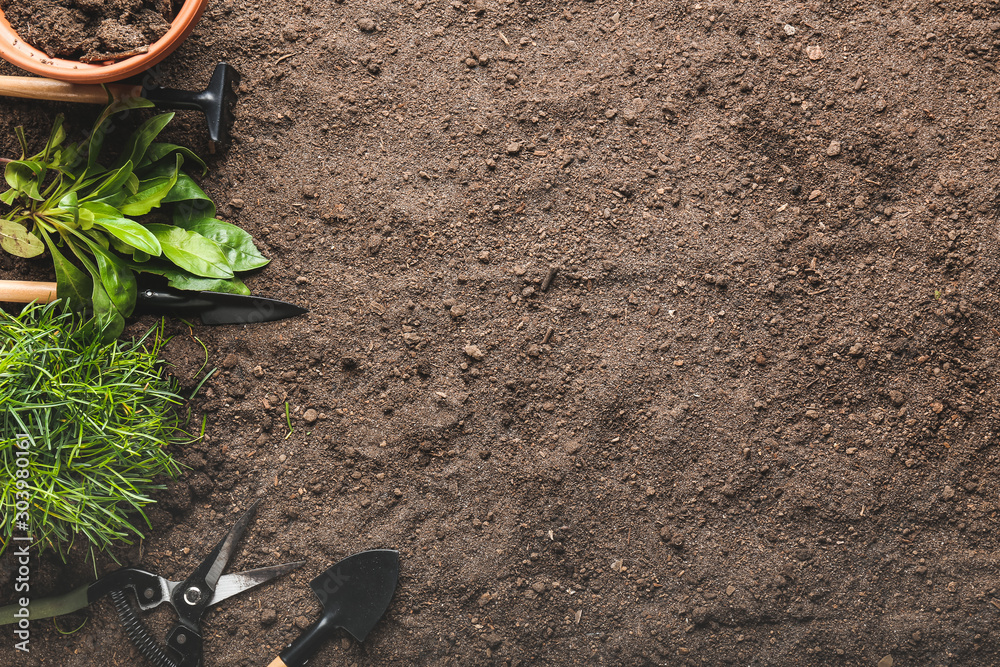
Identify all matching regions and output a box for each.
[0,279,307,325]
[267,549,400,667]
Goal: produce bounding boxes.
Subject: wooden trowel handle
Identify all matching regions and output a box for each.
[0,280,58,304]
[0,76,141,105]
[265,658,288,667]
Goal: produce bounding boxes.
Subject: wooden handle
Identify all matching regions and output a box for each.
[0,76,140,105]
[266,658,287,667]
[0,280,59,304]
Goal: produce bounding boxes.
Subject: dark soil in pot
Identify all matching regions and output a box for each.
[0,0,176,61]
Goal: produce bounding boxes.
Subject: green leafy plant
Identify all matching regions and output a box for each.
[0,302,190,559]
[0,101,268,339]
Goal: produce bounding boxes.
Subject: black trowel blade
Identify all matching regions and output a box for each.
[309,549,400,642]
[277,549,400,667]
[134,287,307,325]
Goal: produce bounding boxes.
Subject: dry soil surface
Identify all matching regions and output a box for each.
[2,0,1000,665]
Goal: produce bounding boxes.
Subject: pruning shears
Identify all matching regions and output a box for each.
[0,499,304,667]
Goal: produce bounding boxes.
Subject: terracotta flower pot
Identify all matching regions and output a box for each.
[0,0,209,84]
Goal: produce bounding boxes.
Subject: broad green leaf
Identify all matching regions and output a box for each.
[87,229,110,251]
[92,190,127,209]
[84,160,134,200]
[0,189,17,205]
[119,177,175,215]
[145,224,234,279]
[166,175,217,223]
[163,274,250,295]
[179,217,269,272]
[139,142,206,174]
[5,160,46,200]
[85,279,125,342]
[41,114,66,161]
[58,191,79,226]
[93,247,137,316]
[0,219,44,257]
[84,97,155,175]
[88,215,161,256]
[74,230,137,316]
[119,155,181,216]
[78,207,95,230]
[112,112,176,172]
[44,232,92,308]
[57,142,81,173]
[108,234,132,255]
[80,201,125,219]
[86,121,109,174]
[130,259,250,295]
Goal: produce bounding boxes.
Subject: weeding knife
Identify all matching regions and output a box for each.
[0,279,307,325]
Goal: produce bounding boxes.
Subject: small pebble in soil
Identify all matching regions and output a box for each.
[464,345,485,360]
[260,609,277,626]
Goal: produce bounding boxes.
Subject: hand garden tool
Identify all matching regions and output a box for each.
[0,279,308,325]
[268,549,399,667]
[0,62,240,145]
[0,499,304,667]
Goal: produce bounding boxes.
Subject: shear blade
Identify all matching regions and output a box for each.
[209,561,307,607]
[201,498,263,593]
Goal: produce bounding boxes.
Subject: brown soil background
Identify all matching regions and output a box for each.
[2,0,1000,665]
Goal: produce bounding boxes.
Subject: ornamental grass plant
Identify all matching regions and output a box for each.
[0,303,189,560]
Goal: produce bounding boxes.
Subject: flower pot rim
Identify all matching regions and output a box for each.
[0,0,209,84]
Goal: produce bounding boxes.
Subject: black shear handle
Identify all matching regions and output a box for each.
[91,568,200,667]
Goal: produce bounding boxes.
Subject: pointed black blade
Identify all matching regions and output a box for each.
[171,499,262,620]
[135,287,307,325]
[309,549,399,642]
[195,292,308,325]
